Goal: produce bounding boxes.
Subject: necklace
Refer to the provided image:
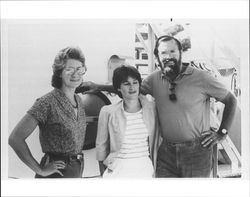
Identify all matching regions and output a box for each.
[71,102,78,108]
[69,95,78,108]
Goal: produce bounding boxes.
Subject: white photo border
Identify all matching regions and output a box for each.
[1,1,249,197]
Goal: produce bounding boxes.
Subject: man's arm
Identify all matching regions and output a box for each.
[202,92,237,147]
[217,91,237,133]
[76,81,150,95]
[75,81,115,94]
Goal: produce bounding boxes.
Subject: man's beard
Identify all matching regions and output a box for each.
[160,58,181,78]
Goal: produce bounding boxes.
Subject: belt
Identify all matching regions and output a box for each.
[71,154,84,160]
[46,152,84,161]
[162,136,203,147]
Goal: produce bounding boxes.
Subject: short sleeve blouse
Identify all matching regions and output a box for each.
[27,88,87,155]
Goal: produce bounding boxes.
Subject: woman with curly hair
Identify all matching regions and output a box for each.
[9,46,87,178]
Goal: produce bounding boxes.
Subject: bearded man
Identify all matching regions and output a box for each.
[140,35,237,177]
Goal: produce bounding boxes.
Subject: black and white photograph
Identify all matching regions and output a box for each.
[1,1,249,197]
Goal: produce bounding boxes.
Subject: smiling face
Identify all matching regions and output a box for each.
[157,39,182,79]
[118,76,140,101]
[61,59,86,89]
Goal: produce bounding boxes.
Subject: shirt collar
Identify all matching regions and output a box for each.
[118,95,150,112]
[52,88,80,107]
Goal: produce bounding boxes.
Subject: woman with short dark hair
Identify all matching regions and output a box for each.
[9,46,87,178]
[96,65,160,178]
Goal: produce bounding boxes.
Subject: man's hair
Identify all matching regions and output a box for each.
[153,35,182,58]
[51,46,86,89]
[112,65,142,98]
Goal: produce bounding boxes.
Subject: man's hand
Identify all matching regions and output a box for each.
[75,81,99,94]
[201,128,227,148]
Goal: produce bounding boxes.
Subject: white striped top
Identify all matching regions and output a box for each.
[116,109,150,159]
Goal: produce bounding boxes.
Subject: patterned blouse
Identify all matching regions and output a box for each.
[27,88,87,155]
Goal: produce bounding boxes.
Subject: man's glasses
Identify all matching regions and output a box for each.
[64,66,87,75]
[169,82,177,101]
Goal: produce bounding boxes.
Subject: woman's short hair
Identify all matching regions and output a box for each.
[51,46,86,89]
[112,65,142,98]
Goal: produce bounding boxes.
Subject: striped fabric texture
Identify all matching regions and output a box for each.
[117,109,150,159]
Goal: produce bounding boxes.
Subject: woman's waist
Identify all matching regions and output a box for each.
[40,140,84,155]
[44,152,84,161]
[39,128,86,149]
[116,151,150,159]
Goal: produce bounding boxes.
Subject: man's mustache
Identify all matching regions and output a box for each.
[162,58,177,66]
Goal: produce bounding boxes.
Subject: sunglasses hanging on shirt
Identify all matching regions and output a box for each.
[169,82,177,101]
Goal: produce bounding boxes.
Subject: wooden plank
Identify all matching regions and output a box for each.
[220,139,239,174]
[225,135,241,164]
[216,136,241,177]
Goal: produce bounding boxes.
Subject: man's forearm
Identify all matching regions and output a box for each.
[75,83,115,94]
[218,92,237,132]
[97,84,115,93]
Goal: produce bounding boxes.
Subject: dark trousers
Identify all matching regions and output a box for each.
[156,137,213,178]
[35,153,84,178]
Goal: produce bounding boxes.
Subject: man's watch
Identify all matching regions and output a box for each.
[218,129,228,136]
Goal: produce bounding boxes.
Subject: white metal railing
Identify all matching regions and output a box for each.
[213,135,241,177]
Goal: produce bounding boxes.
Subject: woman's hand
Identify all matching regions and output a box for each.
[39,157,66,177]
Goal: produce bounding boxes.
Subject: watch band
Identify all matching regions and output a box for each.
[218,129,228,136]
